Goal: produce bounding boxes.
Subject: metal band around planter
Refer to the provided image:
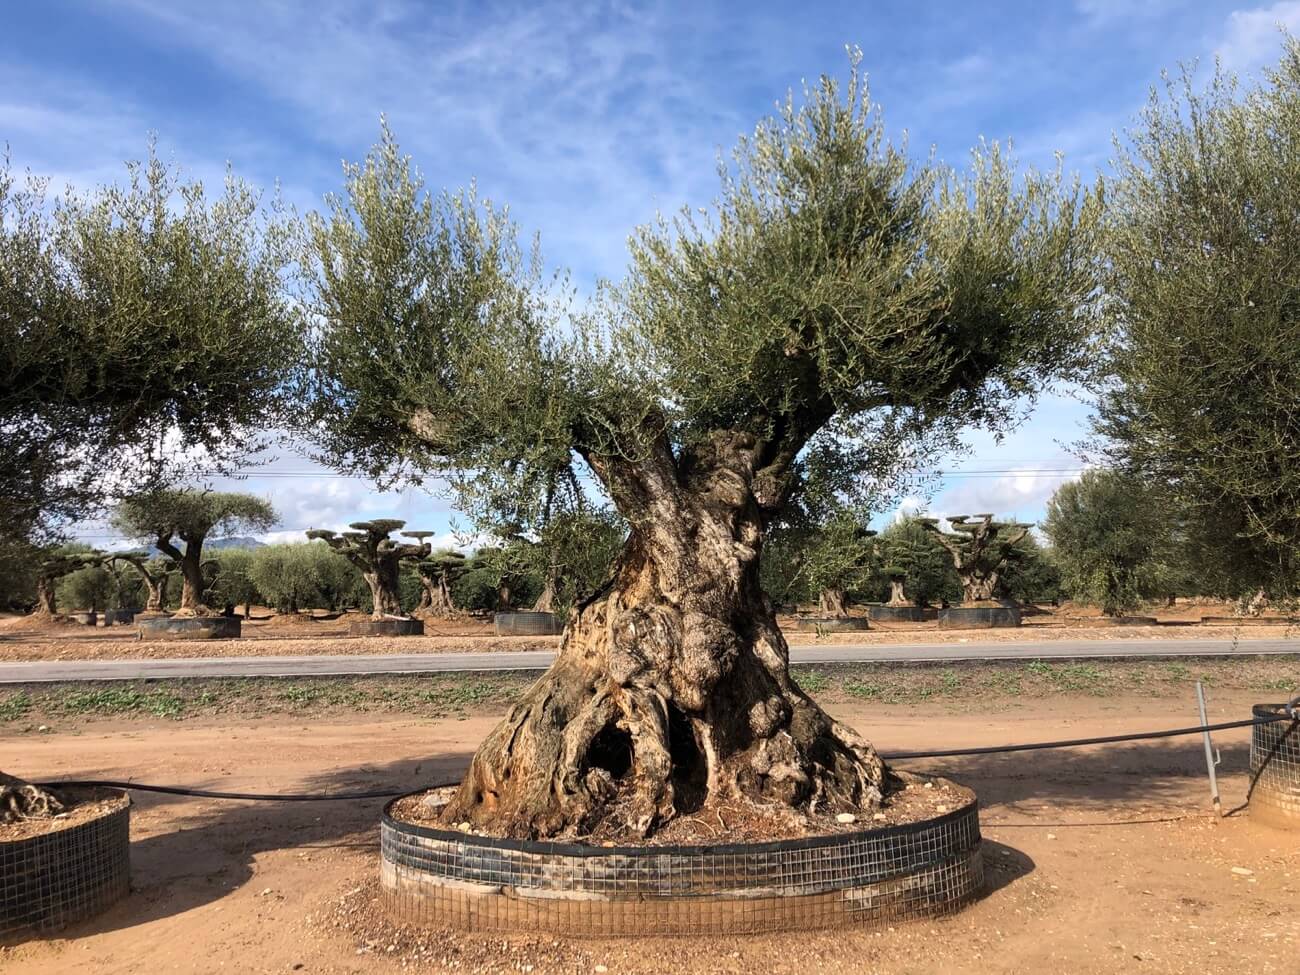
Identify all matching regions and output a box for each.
[938,606,1021,629]
[349,618,425,637]
[380,779,983,936]
[1250,703,1300,829]
[138,616,241,640]
[493,612,562,636]
[868,606,938,623]
[793,617,871,632]
[1,790,130,941]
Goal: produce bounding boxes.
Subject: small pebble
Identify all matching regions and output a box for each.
[1231,866,1254,876]
[836,813,856,824]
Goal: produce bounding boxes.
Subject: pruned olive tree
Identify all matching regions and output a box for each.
[107,552,179,612]
[304,64,1100,839]
[919,515,1034,604]
[1093,40,1300,603]
[416,550,468,618]
[306,521,432,617]
[113,490,277,616]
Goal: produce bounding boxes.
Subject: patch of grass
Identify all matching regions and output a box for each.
[278,686,323,707]
[54,686,187,719]
[0,691,32,722]
[793,668,830,693]
[842,678,884,700]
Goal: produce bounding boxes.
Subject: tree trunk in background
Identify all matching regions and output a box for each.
[531,573,557,614]
[442,438,893,840]
[33,577,57,616]
[817,588,847,617]
[886,577,909,607]
[365,562,404,618]
[496,582,512,612]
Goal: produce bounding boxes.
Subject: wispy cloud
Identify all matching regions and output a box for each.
[1215,1,1300,71]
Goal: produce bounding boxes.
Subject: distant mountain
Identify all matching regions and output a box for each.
[205,536,267,551]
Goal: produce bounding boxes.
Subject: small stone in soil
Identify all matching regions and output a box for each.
[836,813,856,824]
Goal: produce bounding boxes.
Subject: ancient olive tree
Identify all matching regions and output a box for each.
[1042,470,1168,616]
[919,515,1033,604]
[306,521,432,617]
[763,507,879,616]
[1093,40,1300,603]
[416,550,469,618]
[32,548,104,616]
[304,66,1099,838]
[113,491,277,616]
[875,517,962,607]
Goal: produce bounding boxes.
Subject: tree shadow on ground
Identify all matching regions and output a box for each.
[896,738,1252,819]
[53,750,474,939]
[980,839,1035,897]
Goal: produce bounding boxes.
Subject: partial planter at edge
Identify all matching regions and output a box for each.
[380,773,983,936]
[1,786,131,942]
[138,615,241,640]
[1250,703,1300,829]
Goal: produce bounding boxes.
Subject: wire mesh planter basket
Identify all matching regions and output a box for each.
[1250,703,1300,829]
[493,612,562,636]
[381,775,984,937]
[1,787,130,942]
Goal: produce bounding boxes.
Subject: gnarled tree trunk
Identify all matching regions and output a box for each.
[817,587,847,617]
[365,563,403,618]
[417,572,458,618]
[442,435,893,840]
[1,771,64,823]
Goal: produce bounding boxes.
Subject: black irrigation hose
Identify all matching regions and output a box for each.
[38,713,1296,802]
[878,712,1293,761]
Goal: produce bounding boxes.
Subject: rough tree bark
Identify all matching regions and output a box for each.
[33,576,57,616]
[417,570,458,618]
[153,536,209,616]
[817,588,848,617]
[441,429,895,840]
[0,771,64,823]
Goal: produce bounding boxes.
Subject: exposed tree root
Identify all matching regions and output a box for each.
[0,772,65,823]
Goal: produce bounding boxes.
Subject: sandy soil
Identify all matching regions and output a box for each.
[0,606,1294,663]
[3,691,1297,974]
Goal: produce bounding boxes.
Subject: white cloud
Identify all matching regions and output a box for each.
[1216,1,1300,71]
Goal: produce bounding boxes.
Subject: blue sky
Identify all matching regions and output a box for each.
[6,0,1298,546]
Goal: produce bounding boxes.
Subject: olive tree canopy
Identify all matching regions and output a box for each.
[1093,40,1300,601]
[304,61,1100,840]
[0,149,301,545]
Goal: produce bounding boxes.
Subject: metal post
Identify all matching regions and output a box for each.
[1196,681,1223,817]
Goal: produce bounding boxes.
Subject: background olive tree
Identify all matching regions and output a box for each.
[1093,39,1300,604]
[301,58,1100,839]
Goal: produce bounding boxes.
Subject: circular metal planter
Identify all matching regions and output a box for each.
[349,617,425,637]
[100,609,137,626]
[1249,704,1300,830]
[494,612,562,636]
[380,777,983,937]
[1069,616,1158,627]
[938,606,1022,629]
[1,787,130,941]
[138,616,241,640]
[68,612,97,627]
[868,606,939,623]
[794,617,870,632]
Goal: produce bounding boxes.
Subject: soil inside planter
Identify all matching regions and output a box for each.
[0,786,128,842]
[391,771,969,846]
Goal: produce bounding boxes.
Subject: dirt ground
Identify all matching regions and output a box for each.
[3,688,1298,974]
[0,605,1294,663]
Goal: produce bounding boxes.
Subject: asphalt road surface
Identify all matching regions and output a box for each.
[1,637,1297,684]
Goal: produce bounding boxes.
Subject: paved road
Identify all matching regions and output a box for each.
[1,637,1297,683]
